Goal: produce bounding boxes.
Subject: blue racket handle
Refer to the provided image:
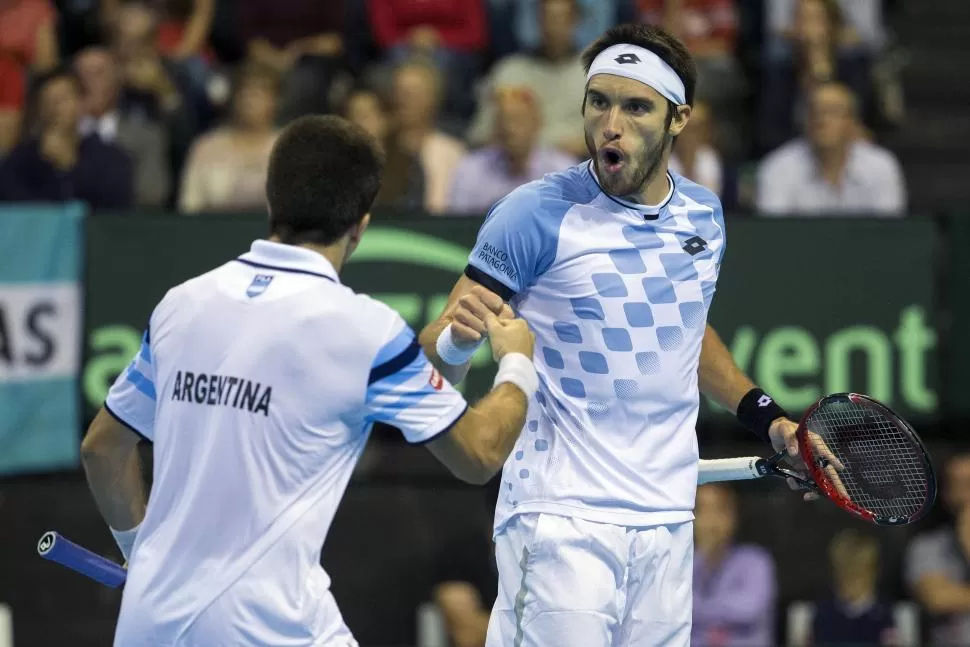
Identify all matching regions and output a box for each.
[37,531,127,588]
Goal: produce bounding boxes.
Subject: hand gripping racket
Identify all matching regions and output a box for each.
[698,392,937,526]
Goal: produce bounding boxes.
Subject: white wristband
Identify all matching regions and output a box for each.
[493,352,538,399]
[110,523,141,561]
[436,323,483,366]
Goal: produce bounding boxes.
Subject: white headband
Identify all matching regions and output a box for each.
[586,44,686,106]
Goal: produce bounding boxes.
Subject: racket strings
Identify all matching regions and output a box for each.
[806,400,929,520]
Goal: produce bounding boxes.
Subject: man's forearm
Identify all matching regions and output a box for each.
[698,324,756,412]
[81,440,147,531]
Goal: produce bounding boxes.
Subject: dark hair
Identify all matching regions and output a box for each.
[267,115,384,246]
[581,24,697,108]
[33,65,82,96]
[24,66,81,135]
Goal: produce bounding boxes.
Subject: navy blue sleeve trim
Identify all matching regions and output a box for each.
[368,339,422,385]
[103,402,152,443]
[411,403,469,446]
[463,265,516,301]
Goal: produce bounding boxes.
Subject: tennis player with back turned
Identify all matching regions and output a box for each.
[80,115,539,646]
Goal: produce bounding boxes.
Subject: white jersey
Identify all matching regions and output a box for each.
[465,162,726,532]
[105,240,467,647]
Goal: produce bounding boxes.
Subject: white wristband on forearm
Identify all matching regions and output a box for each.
[110,523,141,561]
[493,352,538,399]
[436,323,483,366]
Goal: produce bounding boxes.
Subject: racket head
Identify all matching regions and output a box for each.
[796,393,936,526]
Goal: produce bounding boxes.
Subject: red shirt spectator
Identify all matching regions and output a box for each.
[0,0,58,150]
[367,0,486,53]
[636,0,737,56]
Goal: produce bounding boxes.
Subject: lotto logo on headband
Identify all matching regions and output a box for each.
[587,44,687,106]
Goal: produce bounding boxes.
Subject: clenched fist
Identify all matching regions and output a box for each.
[449,285,509,346]
[485,312,535,361]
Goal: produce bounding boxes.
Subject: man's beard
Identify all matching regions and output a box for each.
[587,130,671,201]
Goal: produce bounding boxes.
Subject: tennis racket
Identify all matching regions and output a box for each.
[698,392,936,526]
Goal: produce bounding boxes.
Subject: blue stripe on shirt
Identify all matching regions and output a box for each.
[365,389,433,424]
[138,334,152,365]
[368,339,422,385]
[125,368,157,401]
[372,327,416,368]
[366,353,429,398]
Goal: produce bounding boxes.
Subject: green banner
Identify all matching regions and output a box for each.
[82,215,941,434]
[947,216,970,419]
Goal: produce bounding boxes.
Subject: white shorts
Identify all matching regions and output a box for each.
[485,513,693,647]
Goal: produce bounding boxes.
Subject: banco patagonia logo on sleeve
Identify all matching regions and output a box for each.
[476,242,517,284]
[171,370,272,416]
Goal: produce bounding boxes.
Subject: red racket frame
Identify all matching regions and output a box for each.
[796,392,936,526]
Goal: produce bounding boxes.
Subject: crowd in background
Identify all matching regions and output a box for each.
[0,0,909,218]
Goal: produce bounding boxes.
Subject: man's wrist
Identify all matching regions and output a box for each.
[736,388,789,444]
[436,323,482,365]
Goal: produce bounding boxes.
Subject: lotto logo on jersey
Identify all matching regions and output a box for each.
[429,368,444,391]
[757,394,773,407]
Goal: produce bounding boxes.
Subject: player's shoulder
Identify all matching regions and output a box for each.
[490,161,599,222]
[671,172,722,214]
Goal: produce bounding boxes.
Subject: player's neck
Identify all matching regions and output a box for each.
[630,165,672,206]
[267,236,348,274]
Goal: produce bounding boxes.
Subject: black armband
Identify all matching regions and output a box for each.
[736,388,789,444]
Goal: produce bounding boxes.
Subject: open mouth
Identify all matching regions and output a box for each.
[600,148,626,174]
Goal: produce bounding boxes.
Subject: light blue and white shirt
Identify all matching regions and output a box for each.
[466,161,726,531]
[105,240,467,647]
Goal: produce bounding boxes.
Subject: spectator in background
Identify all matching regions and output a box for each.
[343,87,388,144]
[102,0,216,62]
[764,0,884,58]
[111,1,198,189]
[0,67,133,207]
[811,530,895,646]
[449,86,575,214]
[468,0,587,159]
[178,63,278,213]
[635,0,745,156]
[906,453,970,646]
[670,99,722,197]
[692,483,776,646]
[74,45,170,207]
[239,0,345,124]
[391,59,464,215]
[759,0,872,154]
[0,0,59,152]
[756,82,904,216]
[512,0,619,52]
[343,87,425,212]
[366,0,486,121]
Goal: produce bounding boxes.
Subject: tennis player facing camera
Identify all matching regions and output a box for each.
[80,115,538,647]
[421,24,806,646]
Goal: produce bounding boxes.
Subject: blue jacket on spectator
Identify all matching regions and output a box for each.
[0,134,134,209]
